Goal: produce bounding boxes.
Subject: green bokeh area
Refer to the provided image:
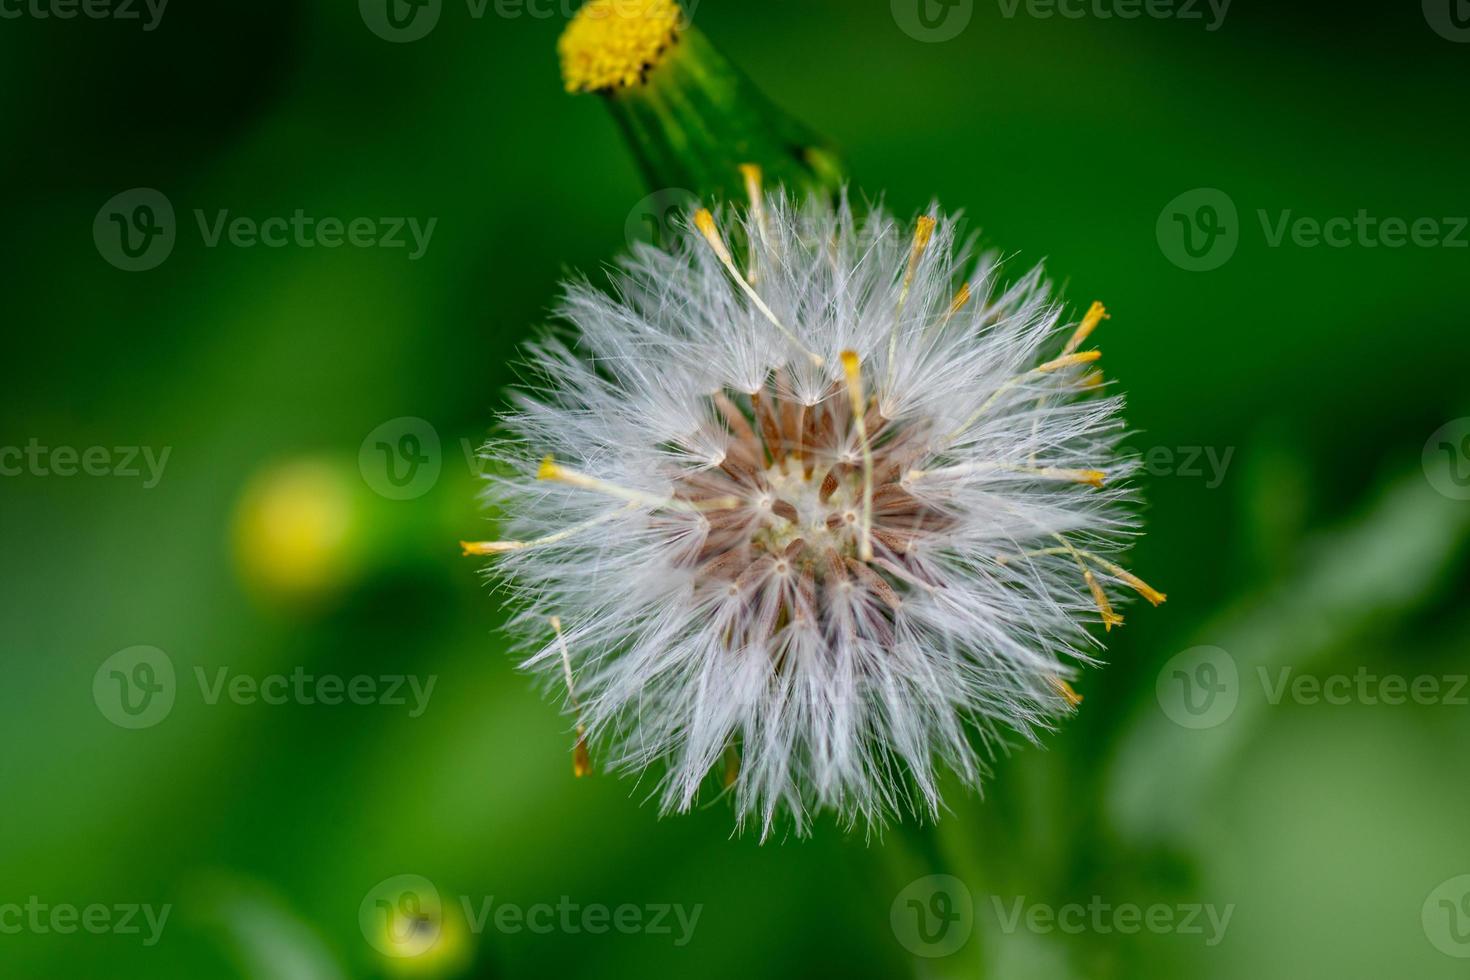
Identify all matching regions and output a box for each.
[3,1,1469,978]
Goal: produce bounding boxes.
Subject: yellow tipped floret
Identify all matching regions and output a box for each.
[739,163,764,209]
[841,350,875,562]
[1064,301,1110,355]
[947,282,972,318]
[462,540,520,556]
[697,208,824,367]
[558,0,685,94]
[901,216,937,302]
[740,163,769,280]
[1051,677,1084,708]
[1038,350,1102,373]
[539,452,740,513]
[551,616,593,778]
[1085,569,1125,632]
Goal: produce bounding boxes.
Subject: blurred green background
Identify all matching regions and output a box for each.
[2,1,1468,977]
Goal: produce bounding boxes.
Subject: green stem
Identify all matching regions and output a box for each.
[601,24,847,200]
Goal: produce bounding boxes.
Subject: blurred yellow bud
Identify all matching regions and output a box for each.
[233,458,362,604]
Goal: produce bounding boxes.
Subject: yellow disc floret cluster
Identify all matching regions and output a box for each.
[558,0,684,94]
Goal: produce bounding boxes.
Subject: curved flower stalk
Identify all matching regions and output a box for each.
[465,187,1163,837]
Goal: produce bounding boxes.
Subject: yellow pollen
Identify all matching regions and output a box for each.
[1114,567,1168,607]
[1064,301,1110,356]
[1038,350,1102,373]
[906,463,1106,487]
[949,350,1104,443]
[557,0,684,94]
[1051,677,1084,708]
[901,216,937,303]
[992,545,1166,610]
[460,501,640,557]
[840,350,875,562]
[539,453,739,512]
[739,163,769,281]
[947,282,972,318]
[462,540,520,556]
[888,216,940,392]
[1032,467,1106,488]
[1085,569,1125,632]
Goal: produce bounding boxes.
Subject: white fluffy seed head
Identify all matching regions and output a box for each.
[475,192,1149,838]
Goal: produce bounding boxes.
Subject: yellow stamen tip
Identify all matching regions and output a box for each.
[914,216,937,247]
[948,283,972,316]
[537,455,561,481]
[1064,301,1112,356]
[1081,470,1107,489]
[1122,572,1168,607]
[558,0,684,94]
[1085,569,1124,632]
[1040,350,1102,373]
[739,163,763,191]
[694,208,733,263]
[840,350,861,375]
[573,732,592,778]
[1051,677,1084,708]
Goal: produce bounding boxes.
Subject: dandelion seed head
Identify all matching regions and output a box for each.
[470,192,1160,837]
